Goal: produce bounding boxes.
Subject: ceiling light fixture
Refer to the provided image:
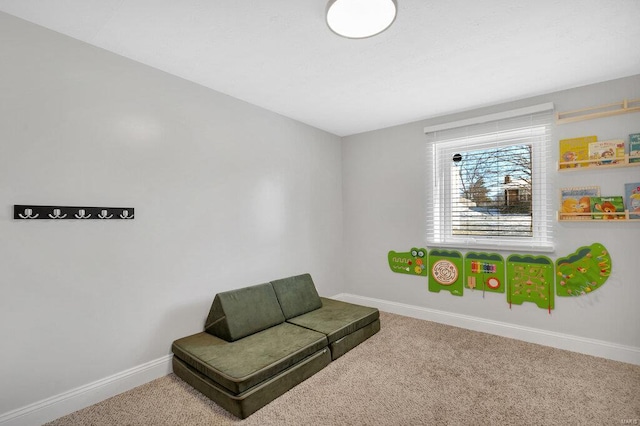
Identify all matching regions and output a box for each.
[326,0,397,39]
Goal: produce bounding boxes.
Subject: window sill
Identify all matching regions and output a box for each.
[426,240,555,253]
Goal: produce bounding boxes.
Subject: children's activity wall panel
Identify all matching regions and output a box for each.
[428,249,463,296]
[464,252,505,294]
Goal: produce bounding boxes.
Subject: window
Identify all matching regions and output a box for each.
[424,104,555,252]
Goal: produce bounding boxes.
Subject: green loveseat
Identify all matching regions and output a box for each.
[171,273,380,418]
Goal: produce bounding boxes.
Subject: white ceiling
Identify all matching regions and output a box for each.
[1,0,639,137]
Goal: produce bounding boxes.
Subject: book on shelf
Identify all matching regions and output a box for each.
[559,135,596,168]
[559,186,599,220]
[588,139,625,166]
[629,133,640,164]
[590,196,625,220]
[624,182,640,220]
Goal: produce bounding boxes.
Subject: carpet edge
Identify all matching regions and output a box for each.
[0,354,173,426]
[332,293,640,366]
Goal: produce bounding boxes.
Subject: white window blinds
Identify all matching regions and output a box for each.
[424,103,555,252]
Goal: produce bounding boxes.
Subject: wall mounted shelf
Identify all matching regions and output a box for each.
[556,154,639,222]
[556,98,640,124]
[558,154,640,171]
[557,210,640,222]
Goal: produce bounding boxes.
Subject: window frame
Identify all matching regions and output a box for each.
[424,104,555,253]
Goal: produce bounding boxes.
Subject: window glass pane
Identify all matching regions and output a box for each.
[451,144,532,237]
[425,105,554,252]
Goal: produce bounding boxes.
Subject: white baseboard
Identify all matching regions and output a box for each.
[333,293,640,366]
[3,295,638,425]
[0,354,173,426]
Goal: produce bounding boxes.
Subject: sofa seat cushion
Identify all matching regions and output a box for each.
[287,297,379,345]
[172,322,327,395]
[204,282,285,342]
[270,273,322,319]
[173,348,331,419]
[330,318,381,360]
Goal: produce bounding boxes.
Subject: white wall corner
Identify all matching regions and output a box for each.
[0,355,173,426]
[332,293,640,366]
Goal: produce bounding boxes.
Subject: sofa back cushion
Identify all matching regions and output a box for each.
[204,283,285,342]
[271,273,322,319]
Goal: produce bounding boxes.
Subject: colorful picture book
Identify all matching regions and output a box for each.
[588,139,625,166]
[590,196,625,220]
[559,187,599,220]
[630,133,640,164]
[625,182,640,220]
[559,135,596,168]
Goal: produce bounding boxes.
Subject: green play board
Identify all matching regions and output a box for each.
[428,249,463,296]
[555,243,611,297]
[506,254,554,311]
[388,247,428,276]
[464,252,505,294]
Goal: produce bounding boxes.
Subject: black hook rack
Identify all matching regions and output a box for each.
[14,205,135,220]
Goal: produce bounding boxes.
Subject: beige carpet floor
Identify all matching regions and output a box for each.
[46,312,640,425]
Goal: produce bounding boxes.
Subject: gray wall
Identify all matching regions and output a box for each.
[0,13,343,413]
[2,7,639,419]
[343,74,640,348]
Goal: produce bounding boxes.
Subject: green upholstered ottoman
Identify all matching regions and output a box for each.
[172,323,328,394]
[172,324,330,418]
[271,274,380,360]
[172,349,330,419]
[171,274,380,418]
[171,282,331,418]
[287,297,380,360]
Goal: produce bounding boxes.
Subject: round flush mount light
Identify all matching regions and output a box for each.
[326,0,397,39]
